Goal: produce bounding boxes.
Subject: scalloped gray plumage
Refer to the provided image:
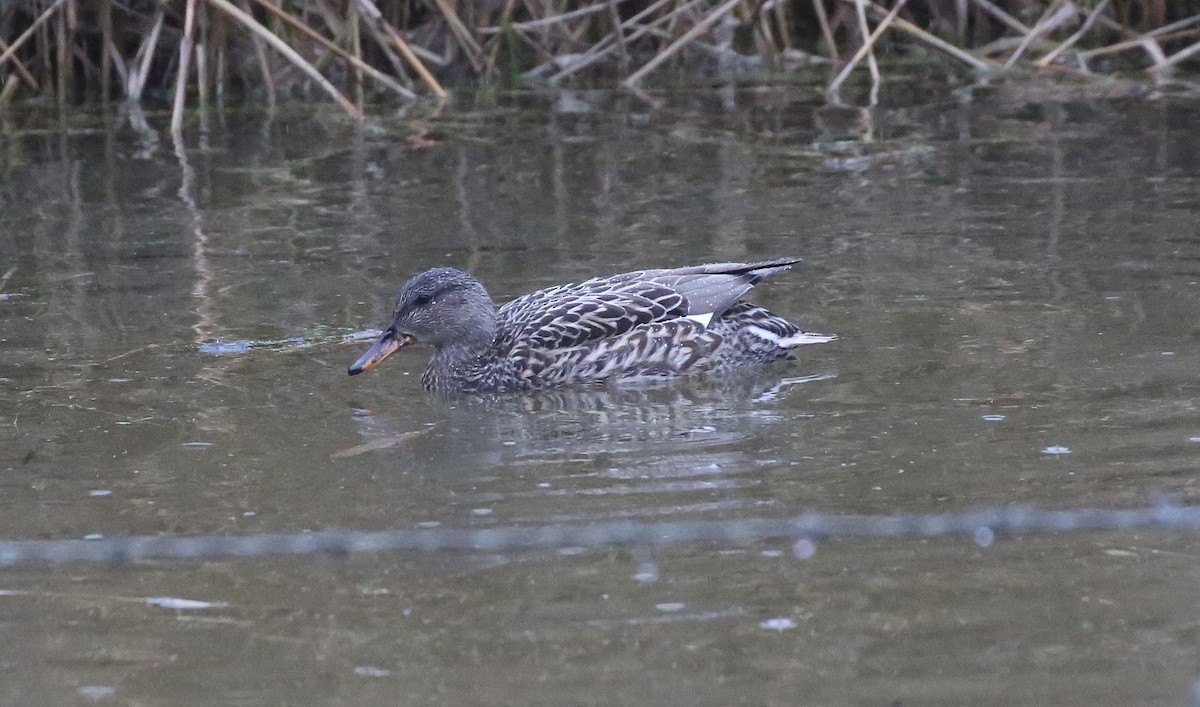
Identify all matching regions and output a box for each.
[348,258,835,393]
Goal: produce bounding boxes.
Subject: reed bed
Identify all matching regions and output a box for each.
[2,0,1199,126]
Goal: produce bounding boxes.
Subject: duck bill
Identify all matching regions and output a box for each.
[348,327,413,376]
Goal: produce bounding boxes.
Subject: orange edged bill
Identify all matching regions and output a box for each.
[348,327,413,376]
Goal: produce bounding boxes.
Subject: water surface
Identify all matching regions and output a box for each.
[2,86,1200,705]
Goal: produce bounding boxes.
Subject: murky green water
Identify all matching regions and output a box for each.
[2,85,1200,705]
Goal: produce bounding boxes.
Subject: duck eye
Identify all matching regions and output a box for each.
[413,294,432,306]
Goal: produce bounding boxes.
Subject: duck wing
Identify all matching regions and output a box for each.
[508,284,688,351]
[497,258,800,351]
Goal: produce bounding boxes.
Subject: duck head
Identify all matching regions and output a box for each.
[348,267,498,375]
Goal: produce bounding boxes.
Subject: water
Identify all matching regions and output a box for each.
[2,85,1200,705]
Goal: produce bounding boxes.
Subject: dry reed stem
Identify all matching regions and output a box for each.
[249,0,415,99]
[235,0,276,109]
[196,5,210,129]
[99,0,111,100]
[812,0,841,61]
[829,0,907,97]
[0,0,67,72]
[850,0,881,104]
[431,0,485,72]
[128,10,165,101]
[478,3,611,34]
[0,36,39,90]
[547,0,695,82]
[1034,0,1109,68]
[623,0,743,87]
[968,0,1030,35]
[0,74,19,104]
[1153,32,1200,72]
[357,0,447,98]
[171,0,198,138]
[1079,13,1200,58]
[859,0,992,70]
[209,0,362,117]
[1003,0,1075,69]
[607,0,630,70]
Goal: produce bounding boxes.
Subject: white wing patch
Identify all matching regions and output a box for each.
[685,312,714,328]
[777,332,837,347]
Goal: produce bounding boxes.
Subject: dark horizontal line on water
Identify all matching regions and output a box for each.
[0,502,1197,566]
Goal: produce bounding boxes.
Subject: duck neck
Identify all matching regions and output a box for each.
[423,337,493,392]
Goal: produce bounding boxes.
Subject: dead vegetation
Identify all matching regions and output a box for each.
[2,0,1199,128]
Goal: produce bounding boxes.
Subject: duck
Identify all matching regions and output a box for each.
[347,257,835,394]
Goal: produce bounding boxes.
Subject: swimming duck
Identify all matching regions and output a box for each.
[348,258,834,394]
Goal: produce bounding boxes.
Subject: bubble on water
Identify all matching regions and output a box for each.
[88,489,112,497]
[354,666,391,677]
[973,526,995,548]
[981,414,1006,422]
[1042,445,1071,455]
[760,617,797,631]
[792,538,817,559]
[656,602,685,612]
[78,685,116,701]
[83,533,104,541]
[470,508,493,517]
[633,562,659,583]
[146,596,228,610]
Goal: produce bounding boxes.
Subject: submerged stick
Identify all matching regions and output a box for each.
[208,0,362,118]
[623,0,743,87]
